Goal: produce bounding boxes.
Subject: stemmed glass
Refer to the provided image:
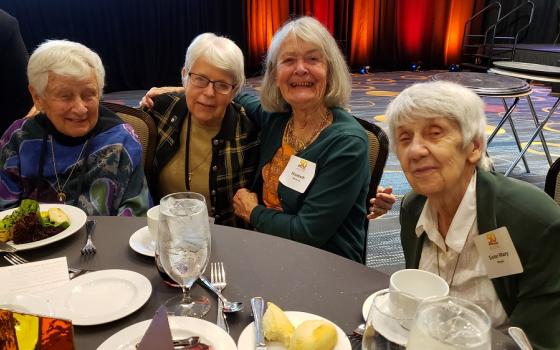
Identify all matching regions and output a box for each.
[157,192,211,317]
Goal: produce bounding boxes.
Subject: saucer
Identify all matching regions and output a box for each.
[361,289,409,346]
[129,226,156,257]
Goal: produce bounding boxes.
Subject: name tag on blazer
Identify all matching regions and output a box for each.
[279,155,316,193]
[473,227,523,279]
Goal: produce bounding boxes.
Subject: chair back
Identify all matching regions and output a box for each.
[354,117,390,263]
[101,101,157,181]
[545,157,560,205]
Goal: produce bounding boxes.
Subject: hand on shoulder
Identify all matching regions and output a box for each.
[139,86,184,109]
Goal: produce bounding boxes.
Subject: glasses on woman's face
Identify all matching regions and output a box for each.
[188,72,235,95]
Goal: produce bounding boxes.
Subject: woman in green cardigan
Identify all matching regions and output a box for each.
[386,80,560,350]
[232,17,369,262]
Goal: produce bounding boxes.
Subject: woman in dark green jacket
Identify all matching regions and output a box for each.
[387,80,560,350]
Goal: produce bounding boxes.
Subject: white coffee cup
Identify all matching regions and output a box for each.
[388,269,449,320]
[147,205,159,243]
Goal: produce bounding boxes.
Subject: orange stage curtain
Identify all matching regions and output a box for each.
[444,0,477,65]
[349,0,477,68]
[290,0,336,33]
[246,0,289,71]
[246,0,480,71]
[390,0,475,68]
[349,0,375,67]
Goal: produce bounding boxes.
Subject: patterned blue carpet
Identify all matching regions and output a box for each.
[104,70,560,271]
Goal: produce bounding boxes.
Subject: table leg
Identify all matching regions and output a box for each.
[502,98,531,173]
[526,95,553,166]
[505,97,560,176]
[487,97,520,144]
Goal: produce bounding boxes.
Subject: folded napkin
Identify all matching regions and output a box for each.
[136,305,174,350]
[0,308,74,350]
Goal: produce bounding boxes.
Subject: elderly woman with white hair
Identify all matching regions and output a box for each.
[0,39,150,216]
[389,80,560,349]
[143,33,259,227]
[232,17,369,262]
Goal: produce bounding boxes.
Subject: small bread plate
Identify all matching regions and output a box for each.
[0,293,52,316]
[47,269,151,326]
[237,311,350,350]
[129,226,156,257]
[97,316,237,350]
[0,203,87,251]
[362,288,408,345]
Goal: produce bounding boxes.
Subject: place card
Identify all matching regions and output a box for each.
[0,257,69,295]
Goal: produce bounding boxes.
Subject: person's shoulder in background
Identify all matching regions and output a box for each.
[0,9,34,134]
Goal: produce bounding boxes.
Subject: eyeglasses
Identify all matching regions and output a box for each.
[188,72,235,95]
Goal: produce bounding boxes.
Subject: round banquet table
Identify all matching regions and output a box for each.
[2,216,389,349]
[0,216,518,349]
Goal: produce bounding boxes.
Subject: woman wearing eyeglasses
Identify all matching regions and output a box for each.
[143,33,259,227]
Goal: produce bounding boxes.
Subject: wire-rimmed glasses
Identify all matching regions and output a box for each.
[157,192,211,317]
[187,72,235,95]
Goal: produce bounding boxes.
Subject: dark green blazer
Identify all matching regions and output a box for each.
[400,169,560,350]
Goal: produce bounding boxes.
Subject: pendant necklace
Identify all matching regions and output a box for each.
[50,135,89,203]
[436,244,462,288]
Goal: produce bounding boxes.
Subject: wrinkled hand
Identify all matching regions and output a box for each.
[233,188,258,223]
[367,186,396,220]
[139,86,184,109]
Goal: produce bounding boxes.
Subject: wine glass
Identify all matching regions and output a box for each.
[406,296,491,350]
[157,192,211,317]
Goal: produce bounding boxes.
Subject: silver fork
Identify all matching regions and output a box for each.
[210,261,229,333]
[3,252,88,279]
[80,220,96,255]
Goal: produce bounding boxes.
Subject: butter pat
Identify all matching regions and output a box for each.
[289,320,337,350]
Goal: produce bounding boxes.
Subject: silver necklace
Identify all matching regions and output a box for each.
[436,244,462,288]
[50,136,89,203]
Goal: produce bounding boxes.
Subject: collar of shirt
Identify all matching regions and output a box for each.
[415,171,478,254]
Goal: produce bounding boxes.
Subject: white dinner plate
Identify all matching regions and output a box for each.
[47,269,152,326]
[362,288,408,345]
[237,311,350,350]
[0,203,87,251]
[97,316,237,350]
[129,226,155,257]
[0,293,52,316]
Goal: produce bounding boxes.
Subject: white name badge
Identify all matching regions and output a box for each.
[473,227,523,279]
[279,155,316,193]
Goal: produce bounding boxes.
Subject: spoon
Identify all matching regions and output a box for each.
[508,327,533,350]
[198,276,244,313]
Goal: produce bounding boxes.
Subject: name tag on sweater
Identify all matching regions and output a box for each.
[473,227,523,279]
[279,155,316,193]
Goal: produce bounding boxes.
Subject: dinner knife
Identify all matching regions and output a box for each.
[251,297,267,350]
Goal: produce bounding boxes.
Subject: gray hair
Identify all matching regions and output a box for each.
[183,33,245,95]
[385,80,492,170]
[260,16,351,112]
[28,40,105,97]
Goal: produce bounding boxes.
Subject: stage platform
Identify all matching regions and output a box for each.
[495,44,560,66]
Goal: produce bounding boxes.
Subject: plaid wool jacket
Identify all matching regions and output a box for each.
[147,92,260,227]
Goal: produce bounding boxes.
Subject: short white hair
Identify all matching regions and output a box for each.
[27,39,105,97]
[260,16,351,112]
[183,33,245,95]
[385,80,492,170]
